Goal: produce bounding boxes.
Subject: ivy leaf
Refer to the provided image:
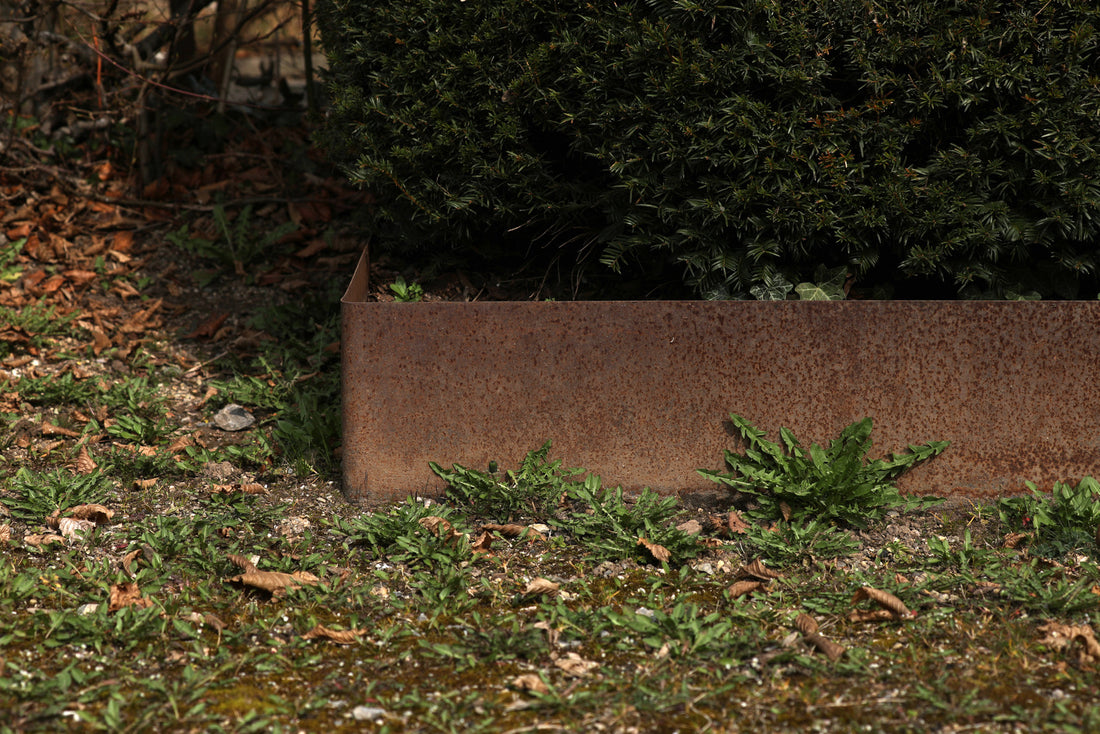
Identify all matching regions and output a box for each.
[750,272,793,301]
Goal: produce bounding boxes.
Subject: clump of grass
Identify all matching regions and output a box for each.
[5,468,113,523]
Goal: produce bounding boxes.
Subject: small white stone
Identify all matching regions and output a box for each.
[351,705,386,721]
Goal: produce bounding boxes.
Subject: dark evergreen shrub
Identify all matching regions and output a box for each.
[316,0,1100,299]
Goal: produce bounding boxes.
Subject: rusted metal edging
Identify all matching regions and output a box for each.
[342,249,1100,505]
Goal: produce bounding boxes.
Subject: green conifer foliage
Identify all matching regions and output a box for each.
[317,0,1100,299]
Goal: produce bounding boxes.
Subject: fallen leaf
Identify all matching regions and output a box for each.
[302,624,366,645]
[471,531,494,555]
[735,559,783,581]
[109,581,153,611]
[41,422,79,437]
[69,504,114,524]
[133,478,157,490]
[74,446,97,474]
[524,578,560,597]
[726,510,750,534]
[727,579,766,598]
[511,674,550,695]
[483,522,545,541]
[122,548,143,576]
[676,519,703,535]
[1004,532,1030,549]
[58,517,96,540]
[850,586,912,619]
[229,569,320,597]
[210,482,268,495]
[1039,621,1100,666]
[637,536,671,563]
[848,609,903,623]
[419,516,454,536]
[794,613,845,662]
[554,652,599,678]
[0,524,9,543]
[793,613,819,636]
[779,501,792,522]
[25,533,65,547]
[418,516,466,546]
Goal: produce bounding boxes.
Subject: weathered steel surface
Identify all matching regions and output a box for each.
[342,251,1100,505]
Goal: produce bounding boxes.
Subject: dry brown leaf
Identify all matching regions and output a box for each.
[133,478,157,490]
[41,422,79,437]
[794,613,845,661]
[122,548,143,576]
[229,569,320,597]
[511,674,550,695]
[637,537,671,563]
[847,609,902,623]
[58,517,96,540]
[793,613,819,636]
[471,531,494,555]
[676,519,703,535]
[0,523,10,543]
[736,559,783,581]
[227,554,259,573]
[1039,622,1100,665]
[727,510,750,535]
[88,328,111,354]
[806,633,846,662]
[418,516,453,536]
[524,578,560,597]
[69,504,114,525]
[210,482,267,495]
[554,652,599,678]
[533,620,560,646]
[109,581,153,612]
[301,624,366,645]
[25,533,65,547]
[418,516,466,546]
[74,446,97,474]
[482,523,527,537]
[727,580,766,598]
[779,501,792,522]
[1004,532,1030,549]
[851,586,912,619]
[167,435,194,454]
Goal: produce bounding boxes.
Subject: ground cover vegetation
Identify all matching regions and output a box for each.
[5,1,1100,731]
[318,0,1100,300]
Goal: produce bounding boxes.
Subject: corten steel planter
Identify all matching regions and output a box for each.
[342,250,1100,505]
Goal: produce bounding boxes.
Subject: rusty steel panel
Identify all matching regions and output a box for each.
[342,250,1100,505]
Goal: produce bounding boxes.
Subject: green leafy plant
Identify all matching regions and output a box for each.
[430,441,577,521]
[333,497,459,555]
[6,468,113,523]
[556,475,699,565]
[389,276,424,302]
[167,203,297,279]
[0,236,25,284]
[701,414,947,529]
[998,477,1100,558]
[746,519,861,566]
[795,265,849,301]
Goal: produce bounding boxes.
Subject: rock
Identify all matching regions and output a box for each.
[213,404,255,431]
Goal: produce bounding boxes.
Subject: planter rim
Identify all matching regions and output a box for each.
[341,249,1100,505]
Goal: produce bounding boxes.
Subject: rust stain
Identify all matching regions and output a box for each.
[342,250,1100,505]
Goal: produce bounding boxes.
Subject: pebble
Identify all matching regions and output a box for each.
[351,705,386,721]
